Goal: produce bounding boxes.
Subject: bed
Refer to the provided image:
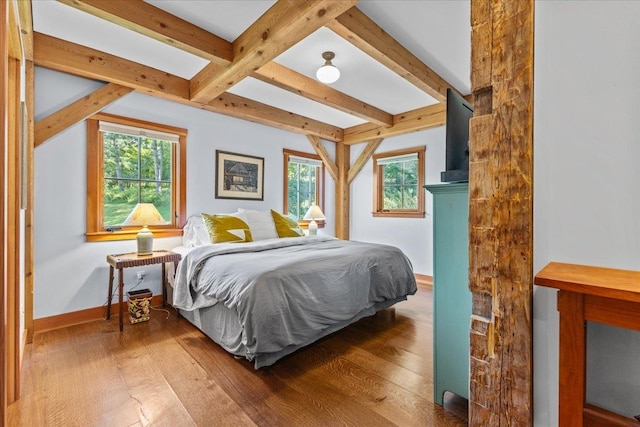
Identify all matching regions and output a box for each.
[171,211,417,368]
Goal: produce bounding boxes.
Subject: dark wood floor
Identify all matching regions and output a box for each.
[8,285,468,426]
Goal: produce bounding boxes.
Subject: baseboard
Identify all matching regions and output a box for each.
[415,273,433,288]
[33,294,164,334]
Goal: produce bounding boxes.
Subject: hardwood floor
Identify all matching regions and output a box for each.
[8,285,468,426]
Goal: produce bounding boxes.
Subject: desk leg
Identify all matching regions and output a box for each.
[118,267,124,332]
[107,266,114,319]
[557,290,586,427]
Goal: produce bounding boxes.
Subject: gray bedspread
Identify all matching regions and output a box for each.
[173,236,417,366]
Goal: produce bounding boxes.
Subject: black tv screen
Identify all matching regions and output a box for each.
[441,88,473,183]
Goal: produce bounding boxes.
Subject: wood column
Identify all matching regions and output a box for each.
[468,0,534,425]
[334,142,350,240]
[0,0,8,421]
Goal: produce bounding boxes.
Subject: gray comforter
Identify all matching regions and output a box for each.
[173,236,417,364]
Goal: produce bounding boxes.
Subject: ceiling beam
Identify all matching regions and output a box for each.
[190,0,358,104]
[327,6,455,103]
[57,0,233,64]
[342,102,446,145]
[206,94,343,142]
[35,83,133,147]
[33,32,343,142]
[253,62,392,127]
[34,32,190,101]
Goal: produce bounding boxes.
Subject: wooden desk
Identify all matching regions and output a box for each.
[106,250,181,331]
[535,262,640,427]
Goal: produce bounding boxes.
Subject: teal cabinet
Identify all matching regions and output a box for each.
[425,182,471,405]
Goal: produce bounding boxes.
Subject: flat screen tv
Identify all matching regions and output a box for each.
[441,88,473,183]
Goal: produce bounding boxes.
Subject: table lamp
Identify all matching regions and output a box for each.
[123,203,166,255]
[303,205,325,236]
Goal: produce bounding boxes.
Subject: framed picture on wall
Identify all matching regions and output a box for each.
[215,150,264,200]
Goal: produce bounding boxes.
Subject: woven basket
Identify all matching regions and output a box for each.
[127,289,152,324]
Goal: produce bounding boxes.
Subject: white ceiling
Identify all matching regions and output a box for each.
[31,0,471,130]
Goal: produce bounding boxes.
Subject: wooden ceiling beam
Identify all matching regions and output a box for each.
[34,32,190,101]
[33,32,342,142]
[343,103,446,145]
[190,0,358,104]
[327,6,454,103]
[253,62,392,127]
[57,0,233,64]
[205,94,343,142]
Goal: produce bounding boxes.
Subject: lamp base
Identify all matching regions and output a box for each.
[308,220,318,236]
[136,226,154,255]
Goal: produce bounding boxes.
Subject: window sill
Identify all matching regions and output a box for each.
[372,211,425,219]
[86,228,183,242]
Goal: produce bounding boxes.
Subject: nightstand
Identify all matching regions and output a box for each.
[106,250,182,331]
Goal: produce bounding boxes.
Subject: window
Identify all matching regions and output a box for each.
[372,146,425,218]
[86,113,186,241]
[283,149,324,226]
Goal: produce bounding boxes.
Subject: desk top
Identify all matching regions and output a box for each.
[106,250,181,268]
[535,262,640,303]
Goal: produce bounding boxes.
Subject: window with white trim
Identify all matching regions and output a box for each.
[372,146,426,218]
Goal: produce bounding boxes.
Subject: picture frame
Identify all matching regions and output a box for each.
[215,150,264,200]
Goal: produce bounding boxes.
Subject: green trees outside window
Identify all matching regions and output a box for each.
[287,161,317,220]
[381,159,418,210]
[102,132,173,226]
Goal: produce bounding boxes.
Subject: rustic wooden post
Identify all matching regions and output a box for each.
[334,142,350,240]
[468,0,534,425]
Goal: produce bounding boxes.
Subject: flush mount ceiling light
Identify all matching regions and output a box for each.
[316,51,340,84]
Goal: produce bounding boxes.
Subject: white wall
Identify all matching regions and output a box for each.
[350,129,446,276]
[534,1,640,424]
[34,67,338,318]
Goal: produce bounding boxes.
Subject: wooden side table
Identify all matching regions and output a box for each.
[106,250,182,331]
[535,262,640,427]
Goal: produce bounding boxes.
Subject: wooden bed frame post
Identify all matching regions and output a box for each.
[334,142,350,240]
[468,0,534,425]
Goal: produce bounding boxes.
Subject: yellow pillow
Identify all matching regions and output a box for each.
[270,209,304,238]
[202,213,253,243]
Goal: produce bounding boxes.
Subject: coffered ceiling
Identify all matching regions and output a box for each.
[28,0,471,145]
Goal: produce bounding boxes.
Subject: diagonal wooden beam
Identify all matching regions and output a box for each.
[35,83,133,147]
[343,103,446,145]
[348,137,383,184]
[190,0,358,104]
[253,62,392,127]
[57,0,233,64]
[307,135,338,181]
[327,6,455,102]
[33,33,343,142]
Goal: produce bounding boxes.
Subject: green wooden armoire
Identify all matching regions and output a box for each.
[425,182,471,405]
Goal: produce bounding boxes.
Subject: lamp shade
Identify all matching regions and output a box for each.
[303,205,326,221]
[123,203,166,255]
[303,205,325,237]
[316,51,340,84]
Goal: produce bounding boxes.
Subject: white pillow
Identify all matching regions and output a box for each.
[237,208,279,241]
[182,215,212,247]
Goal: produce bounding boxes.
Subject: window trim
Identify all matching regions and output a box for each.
[283,148,325,229]
[372,146,426,218]
[86,112,187,242]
